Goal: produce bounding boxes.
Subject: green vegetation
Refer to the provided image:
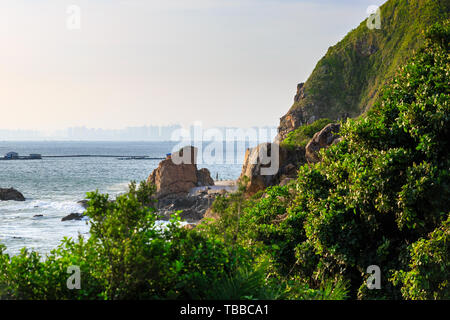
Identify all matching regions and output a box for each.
[207,21,450,300]
[283,0,449,124]
[392,215,450,300]
[0,181,338,300]
[281,118,333,149]
[0,20,448,301]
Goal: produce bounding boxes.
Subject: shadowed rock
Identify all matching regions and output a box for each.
[305,123,341,163]
[239,143,305,195]
[0,188,25,201]
[61,213,85,221]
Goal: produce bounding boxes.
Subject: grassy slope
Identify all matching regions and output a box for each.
[281,118,333,149]
[284,0,449,124]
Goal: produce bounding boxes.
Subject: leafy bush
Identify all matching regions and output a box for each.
[295,21,449,299]
[0,182,254,300]
[202,183,348,299]
[281,118,333,149]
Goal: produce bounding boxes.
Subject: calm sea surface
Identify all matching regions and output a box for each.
[0,141,247,255]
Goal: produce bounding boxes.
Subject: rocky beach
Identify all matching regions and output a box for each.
[0,141,244,255]
[0,120,341,253]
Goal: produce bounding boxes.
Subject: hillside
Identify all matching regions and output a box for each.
[277,0,450,141]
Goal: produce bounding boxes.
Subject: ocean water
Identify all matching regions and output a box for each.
[0,141,247,256]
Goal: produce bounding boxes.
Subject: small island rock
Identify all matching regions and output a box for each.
[0,188,25,201]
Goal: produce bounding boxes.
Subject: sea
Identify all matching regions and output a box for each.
[0,141,249,256]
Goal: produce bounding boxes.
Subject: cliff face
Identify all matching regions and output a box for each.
[276,0,450,142]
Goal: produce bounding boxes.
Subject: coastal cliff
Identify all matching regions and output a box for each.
[276,0,450,142]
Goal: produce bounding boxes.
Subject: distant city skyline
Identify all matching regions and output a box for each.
[0,0,386,131]
[0,124,277,141]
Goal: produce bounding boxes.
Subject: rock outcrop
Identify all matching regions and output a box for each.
[239,143,305,195]
[239,124,341,194]
[156,188,219,222]
[305,123,341,163]
[197,168,215,186]
[61,213,85,221]
[0,188,25,201]
[147,146,214,198]
[146,146,218,222]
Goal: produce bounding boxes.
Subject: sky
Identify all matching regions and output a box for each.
[0,0,386,133]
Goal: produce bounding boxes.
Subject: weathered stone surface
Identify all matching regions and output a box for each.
[239,123,341,195]
[156,192,217,223]
[197,168,215,186]
[275,83,349,143]
[294,82,306,102]
[0,188,25,201]
[239,143,305,195]
[239,144,275,195]
[148,146,214,198]
[149,159,197,197]
[275,109,305,143]
[305,123,341,163]
[207,188,227,196]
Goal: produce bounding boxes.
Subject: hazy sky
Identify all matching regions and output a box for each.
[0,0,386,132]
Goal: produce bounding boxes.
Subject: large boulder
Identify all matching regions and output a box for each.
[239,143,305,195]
[148,146,214,198]
[239,123,341,195]
[239,143,277,195]
[197,168,214,186]
[305,123,341,163]
[156,191,217,223]
[0,188,25,201]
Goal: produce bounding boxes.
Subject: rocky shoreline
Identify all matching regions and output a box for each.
[146,146,235,223]
[63,181,236,223]
[156,182,236,223]
[4,122,340,225]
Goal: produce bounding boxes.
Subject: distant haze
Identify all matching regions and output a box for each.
[0,0,386,134]
[0,124,278,141]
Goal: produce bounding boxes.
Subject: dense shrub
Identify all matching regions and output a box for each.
[0,182,341,300]
[281,118,333,149]
[208,21,449,300]
[0,21,447,301]
[295,21,449,299]
[0,182,258,300]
